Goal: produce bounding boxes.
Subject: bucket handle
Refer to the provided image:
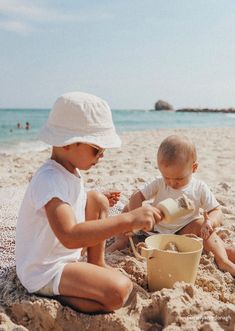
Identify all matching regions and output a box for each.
[129,233,202,260]
[129,236,151,260]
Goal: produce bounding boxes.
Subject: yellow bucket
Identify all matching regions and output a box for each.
[130,234,203,291]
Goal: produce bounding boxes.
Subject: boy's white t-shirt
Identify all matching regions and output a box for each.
[16,159,87,293]
[140,176,219,234]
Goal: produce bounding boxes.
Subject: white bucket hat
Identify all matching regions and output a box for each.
[38,91,121,148]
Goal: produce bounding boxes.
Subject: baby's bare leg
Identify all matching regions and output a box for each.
[178,217,204,237]
[204,233,235,276]
[179,218,235,276]
[106,234,129,253]
[224,246,235,263]
[85,191,109,266]
[58,261,133,313]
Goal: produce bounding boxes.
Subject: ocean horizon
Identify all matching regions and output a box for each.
[1,108,235,154]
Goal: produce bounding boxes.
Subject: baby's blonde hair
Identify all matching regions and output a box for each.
[157,135,197,166]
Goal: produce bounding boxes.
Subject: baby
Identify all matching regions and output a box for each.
[108,135,235,276]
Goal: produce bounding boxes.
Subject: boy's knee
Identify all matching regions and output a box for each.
[88,191,109,210]
[104,277,133,311]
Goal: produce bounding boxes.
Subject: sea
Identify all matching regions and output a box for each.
[1,108,235,155]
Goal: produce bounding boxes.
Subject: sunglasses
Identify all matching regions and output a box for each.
[87,143,105,157]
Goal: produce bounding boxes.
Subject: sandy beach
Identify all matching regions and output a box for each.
[0,127,235,330]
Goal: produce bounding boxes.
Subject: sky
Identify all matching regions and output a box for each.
[0,0,235,109]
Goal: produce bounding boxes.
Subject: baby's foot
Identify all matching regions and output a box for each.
[106,236,129,253]
[225,246,235,264]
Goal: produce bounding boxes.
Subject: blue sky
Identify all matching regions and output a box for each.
[0,0,234,109]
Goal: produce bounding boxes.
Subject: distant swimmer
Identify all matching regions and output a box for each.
[25,122,31,130]
[17,123,23,129]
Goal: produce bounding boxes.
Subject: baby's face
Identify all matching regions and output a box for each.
[158,160,197,189]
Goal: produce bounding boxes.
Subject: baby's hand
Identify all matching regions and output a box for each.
[201,212,214,240]
[103,191,121,207]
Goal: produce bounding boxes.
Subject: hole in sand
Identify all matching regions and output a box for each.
[140,304,163,330]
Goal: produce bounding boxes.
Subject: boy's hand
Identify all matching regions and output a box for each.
[127,204,163,233]
[201,212,214,240]
[103,191,121,207]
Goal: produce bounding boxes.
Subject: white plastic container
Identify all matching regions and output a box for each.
[157,194,195,223]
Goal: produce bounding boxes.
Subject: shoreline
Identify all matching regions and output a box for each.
[1,112,235,156]
[1,127,235,330]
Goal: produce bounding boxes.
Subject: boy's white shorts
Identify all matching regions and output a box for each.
[35,263,66,297]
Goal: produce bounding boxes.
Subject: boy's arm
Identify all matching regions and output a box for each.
[45,197,162,249]
[128,190,145,210]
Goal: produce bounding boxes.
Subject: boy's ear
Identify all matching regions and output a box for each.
[192,162,198,173]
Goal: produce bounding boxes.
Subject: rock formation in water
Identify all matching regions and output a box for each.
[176,108,235,113]
[154,100,173,111]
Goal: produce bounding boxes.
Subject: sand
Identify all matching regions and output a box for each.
[0,127,235,330]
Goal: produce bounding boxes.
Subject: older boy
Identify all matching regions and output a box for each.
[16,92,162,313]
[108,135,235,276]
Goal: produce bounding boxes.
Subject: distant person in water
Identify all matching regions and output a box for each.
[25,122,31,130]
[17,123,23,129]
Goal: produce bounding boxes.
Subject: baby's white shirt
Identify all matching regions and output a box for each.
[140,176,219,233]
[16,159,87,293]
